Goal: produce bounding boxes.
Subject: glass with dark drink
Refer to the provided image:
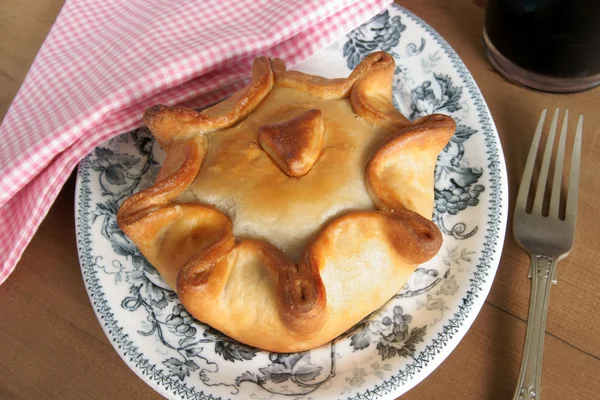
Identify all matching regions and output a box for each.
[484,0,600,93]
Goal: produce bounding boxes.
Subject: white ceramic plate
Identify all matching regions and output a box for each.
[75,4,508,399]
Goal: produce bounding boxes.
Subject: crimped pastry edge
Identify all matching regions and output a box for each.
[117,52,452,352]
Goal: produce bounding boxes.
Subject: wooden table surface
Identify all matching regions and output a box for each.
[1,0,599,399]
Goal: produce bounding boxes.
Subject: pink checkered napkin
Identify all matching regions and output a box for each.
[0,0,392,284]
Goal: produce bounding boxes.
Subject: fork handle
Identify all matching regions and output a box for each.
[512,254,556,400]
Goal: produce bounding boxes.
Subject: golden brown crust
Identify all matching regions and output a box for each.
[177,236,328,338]
[257,108,324,177]
[174,240,322,352]
[272,58,352,99]
[118,52,453,352]
[296,209,441,349]
[273,52,400,103]
[165,210,440,353]
[379,208,443,263]
[366,114,456,218]
[177,232,236,295]
[307,209,441,269]
[273,243,327,334]
[143,57,274,146]
[185,85,386,261]
[123,204,233,290]
[117,135,207,227]
[350,53,410,129]
[117,134,232,290]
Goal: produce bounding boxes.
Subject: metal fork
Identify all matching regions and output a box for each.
[512,108,583,400]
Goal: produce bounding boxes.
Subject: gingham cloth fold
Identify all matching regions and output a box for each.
[0,0,391,284]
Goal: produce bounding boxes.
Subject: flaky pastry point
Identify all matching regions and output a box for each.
[144,57,274,147]
[258,108,325,177]
[366,114,456,218]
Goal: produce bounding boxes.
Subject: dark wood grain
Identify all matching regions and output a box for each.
[0,0,599,399]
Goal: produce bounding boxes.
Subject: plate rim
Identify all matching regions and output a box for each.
[342,5,509,399]
[75,4,509,399]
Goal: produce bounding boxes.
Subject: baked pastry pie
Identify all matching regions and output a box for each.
[117,52,455,352]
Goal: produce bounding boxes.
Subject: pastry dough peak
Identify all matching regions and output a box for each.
[258,108,324,177]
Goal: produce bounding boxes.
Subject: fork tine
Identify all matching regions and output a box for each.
[566,115,583,221]
[549,110,569,217]
[532,108,559,213]
[516,109,547,211]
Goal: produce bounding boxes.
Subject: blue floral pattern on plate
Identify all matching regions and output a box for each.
[76,4,507,399]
